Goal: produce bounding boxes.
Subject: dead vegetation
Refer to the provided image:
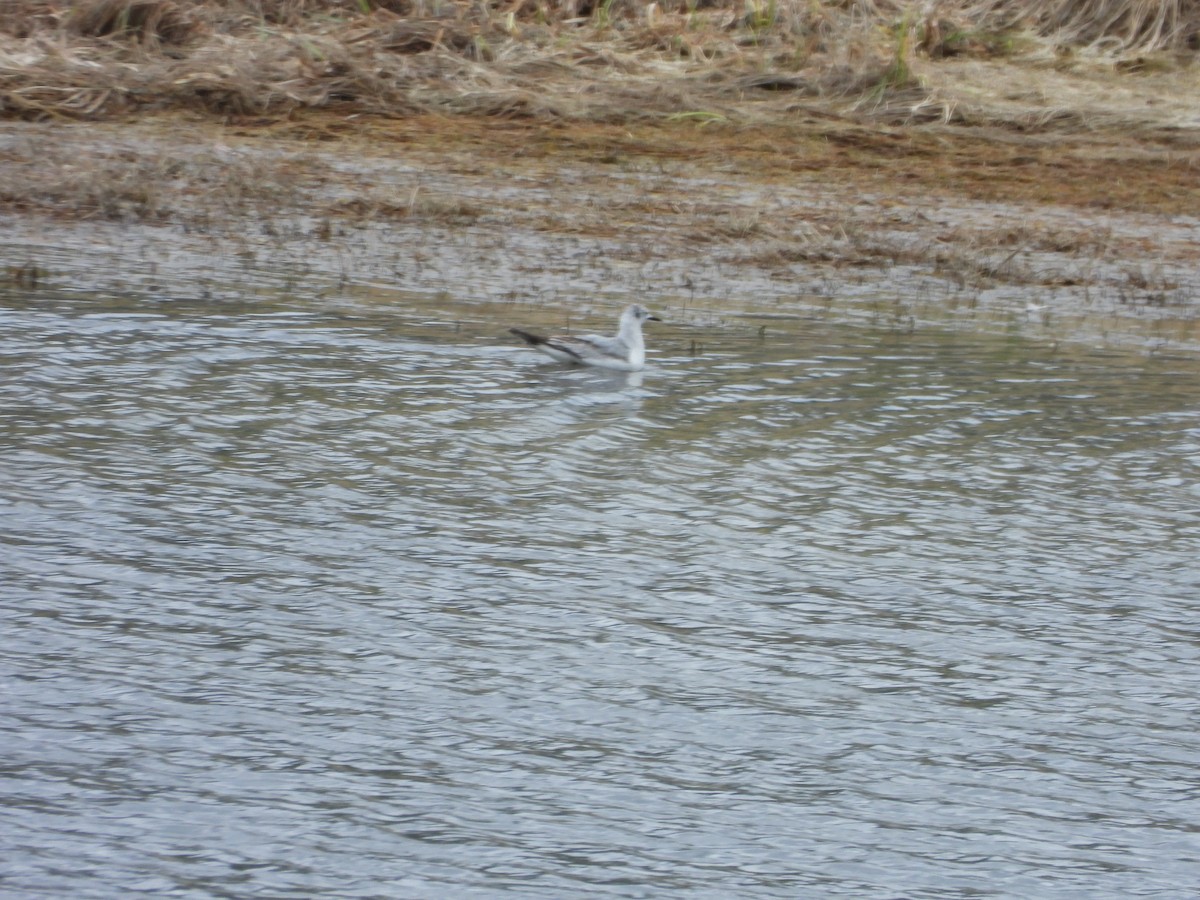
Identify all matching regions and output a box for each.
[0,1,1196,125]
[1,4,1196,326]
[2,114,1197,352]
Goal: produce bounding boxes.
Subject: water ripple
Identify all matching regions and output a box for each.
[3,292,1200,897]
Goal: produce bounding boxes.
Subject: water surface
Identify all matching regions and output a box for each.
[3,283,1199,898]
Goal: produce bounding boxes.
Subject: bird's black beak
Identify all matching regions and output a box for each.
[647,315,662,322]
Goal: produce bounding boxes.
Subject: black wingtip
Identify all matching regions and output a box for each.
[508,327,545,346]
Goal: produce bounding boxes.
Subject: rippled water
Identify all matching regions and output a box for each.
[4,283,1200,898]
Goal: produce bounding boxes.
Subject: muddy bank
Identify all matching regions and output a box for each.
[3,3,1199,352]
[2,110,1198,353]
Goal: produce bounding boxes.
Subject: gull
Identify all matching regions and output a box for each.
[509,304,662,371]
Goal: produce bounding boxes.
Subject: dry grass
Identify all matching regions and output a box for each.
[0,1,1195,124]
[967,0,1200,56]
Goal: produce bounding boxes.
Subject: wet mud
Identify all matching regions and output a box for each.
[2,111,1198,353]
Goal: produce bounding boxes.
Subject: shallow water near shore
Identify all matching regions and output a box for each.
[3,270,1200,897]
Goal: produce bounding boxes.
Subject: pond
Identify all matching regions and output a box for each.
[3,267,1199,897]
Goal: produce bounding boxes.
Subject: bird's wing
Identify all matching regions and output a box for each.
[561,334,628,361]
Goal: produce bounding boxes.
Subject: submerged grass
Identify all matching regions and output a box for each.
[0,1,1195,124]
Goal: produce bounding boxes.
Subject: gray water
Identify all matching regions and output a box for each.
[3,283,1200,899]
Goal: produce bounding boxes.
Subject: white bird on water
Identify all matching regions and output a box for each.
[509,304,662,372]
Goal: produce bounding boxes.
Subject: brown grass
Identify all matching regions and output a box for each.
[0,1,1195,123]
[967,0,1200,55]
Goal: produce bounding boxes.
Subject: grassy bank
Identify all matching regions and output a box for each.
[2,1,1197,126]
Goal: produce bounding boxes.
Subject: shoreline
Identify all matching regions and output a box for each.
[3,40,1199,354]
